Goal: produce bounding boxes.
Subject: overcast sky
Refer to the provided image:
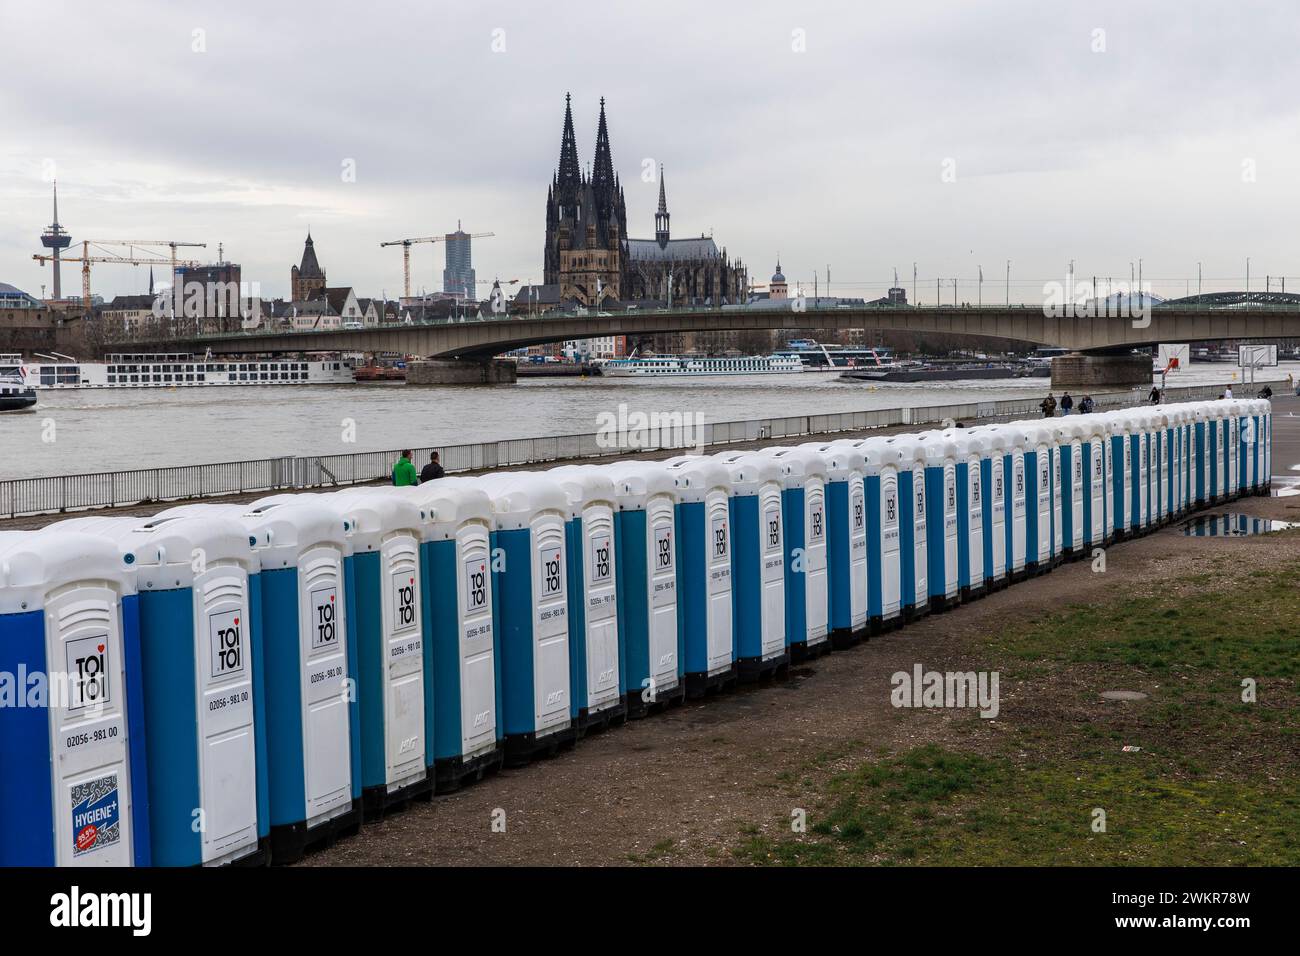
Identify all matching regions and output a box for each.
[4,0,1300,304]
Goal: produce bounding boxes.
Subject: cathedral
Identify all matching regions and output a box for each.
[543,95,747,308]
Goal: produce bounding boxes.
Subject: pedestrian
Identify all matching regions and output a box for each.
[392,449,419,486]
[1079,394,1094,414]
[420,450,445,483]
[1040,393,1057,418]
[1224,385,1233,399]
[1060,392,1074,415]
[1148,385,1160,405]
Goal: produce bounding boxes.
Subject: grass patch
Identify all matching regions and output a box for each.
[988,562,1300,680]
[737,745,1300,866]
[737,557,1300,866]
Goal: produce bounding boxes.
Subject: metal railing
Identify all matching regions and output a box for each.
[0,379,1278,519]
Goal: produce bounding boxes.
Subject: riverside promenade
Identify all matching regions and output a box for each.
[1,380,1285,530]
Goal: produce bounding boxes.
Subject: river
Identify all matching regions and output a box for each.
[2,362,1293,479]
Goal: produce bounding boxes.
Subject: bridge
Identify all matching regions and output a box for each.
[128,294,1300,386]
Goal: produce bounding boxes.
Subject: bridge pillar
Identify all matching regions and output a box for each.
[1051,352,1150,390]
[406,358,517,385]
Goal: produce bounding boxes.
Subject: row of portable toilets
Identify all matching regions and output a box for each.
[0,399,1272,867]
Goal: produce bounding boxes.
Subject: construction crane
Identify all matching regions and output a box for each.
[380,231,495,298]
[88,239,207,289]
[32,240,201,309]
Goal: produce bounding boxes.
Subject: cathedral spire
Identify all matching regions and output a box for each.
[655,165,670,248]
[592,96,615,194]
[556,92,581,190]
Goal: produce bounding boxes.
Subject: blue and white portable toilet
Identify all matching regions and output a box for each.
[1024,425,1055,573]
[0,531,150,866]
[1232,400,1253,496]
[47,514,268,866]
[314,490,431,818]
[1079,418,1107,549]
[806,441,870,644]
[153,500,362,861]
[546,465,626,732]
[1191,404,1210,507]
[1159,406,1177,517]
[995,425,1030,580]
[1222,402,1240,500]
[1168,407,1187,517]
[661,456,736,696]
[966,428,1007,589]
[1249,399,1270,495]
[855,439,904,631]
[716,454,788,679]
[944,431,986,601]
[756,446,832,659]
[1102,412,1129,540]
[601,461,684,715]
[1055,421,1085,558]
[381,481,500,790]
[884,436,929,619]
[475,473,576,763]
[1151,409,1172,521]
[918,432,960,610]
[1131,409,1153,533]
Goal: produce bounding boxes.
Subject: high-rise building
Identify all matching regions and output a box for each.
[442,223,476,300]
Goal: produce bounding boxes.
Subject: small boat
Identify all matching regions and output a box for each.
[0,356,37,411]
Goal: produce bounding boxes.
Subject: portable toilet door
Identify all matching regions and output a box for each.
[477,473,576,764]
[808,441,869,644]
[1024,426,1053,573]
[387,481,502,791]
[888,437,929,619]
[717,454,788,679]
[1224,403,1240,499]
[662,456,736,696]
[1249,399,1266,494]
[970,428,1007,589]
[919,432,960,610]
[1261,399,1272,494]
[1148,411,1166,524]
[859,439,904,631]
[1206,403,1223,503]
[946,432,985,601]
[1192,405,1209,506]
[230,500,360,863]
[305,491,430,820]
[0,532,149,867]
[1049,426,1065,565]
[760,446,832,660]
[546,466,625,732]
[1129,413,1150,534]
[1004,427,1029,579]
[1103,415,1125,540]
[1170,409,1185,517]
[601,461,683,716]
[1055,423,1085,559]
[48,514,268,867]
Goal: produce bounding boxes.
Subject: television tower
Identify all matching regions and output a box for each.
[40,181,72,299]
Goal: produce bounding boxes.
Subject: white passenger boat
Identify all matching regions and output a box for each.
[0,357,37,411]
[601,354,804,377]
[4,352,355,388]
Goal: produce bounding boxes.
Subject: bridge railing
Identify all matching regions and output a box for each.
[0,379,1277,520]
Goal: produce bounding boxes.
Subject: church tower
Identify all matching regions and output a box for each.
[291,232,326,301]
[654,166,670,248]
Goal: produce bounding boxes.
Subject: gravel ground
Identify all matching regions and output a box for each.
[302,485,1300,866]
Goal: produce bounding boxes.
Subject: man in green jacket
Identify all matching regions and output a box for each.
[392,449,419,486]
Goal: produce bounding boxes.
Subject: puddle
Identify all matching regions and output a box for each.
[1181,514,1299,536]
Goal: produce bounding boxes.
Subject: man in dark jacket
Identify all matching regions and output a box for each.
[1040,393,1057,417]
[419,451,445,483]
[1060,392,1074,415]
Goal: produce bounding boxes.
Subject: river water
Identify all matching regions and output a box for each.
[2,362,1293,479]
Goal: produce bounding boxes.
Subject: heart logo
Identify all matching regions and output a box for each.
[409,577,414,584]
[330,595,335,602]
[234,618,240,626]
[97,644,105,653]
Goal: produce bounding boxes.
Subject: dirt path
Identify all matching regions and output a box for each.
[306,485,1300,866]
